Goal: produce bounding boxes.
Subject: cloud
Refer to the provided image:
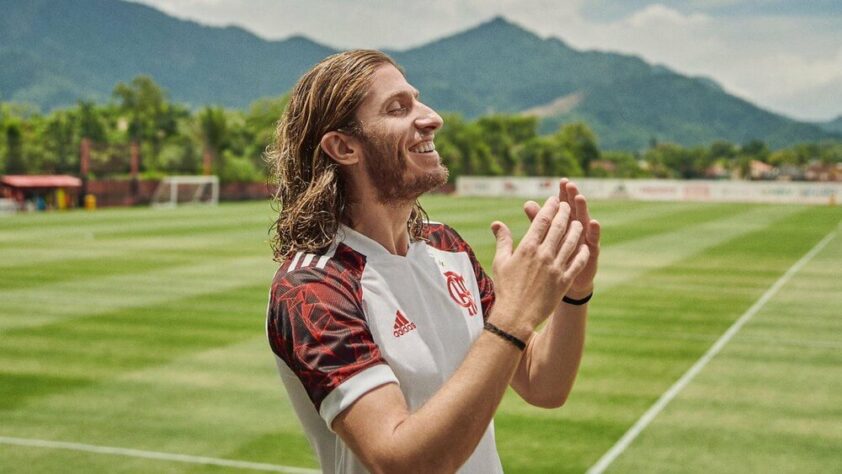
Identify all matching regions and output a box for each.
[526,4,841,120]
[625,4,710,27]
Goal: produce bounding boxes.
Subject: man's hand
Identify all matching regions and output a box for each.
[524,178,600,299]
[490,195,591,341]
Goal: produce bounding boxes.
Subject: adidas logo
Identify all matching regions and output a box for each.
[393,310,417,338]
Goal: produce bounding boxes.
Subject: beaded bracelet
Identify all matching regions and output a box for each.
[483,321,526,351]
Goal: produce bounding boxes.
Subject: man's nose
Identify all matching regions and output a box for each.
[415,103,443,132]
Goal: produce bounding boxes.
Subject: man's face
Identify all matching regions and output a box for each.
[353,64,447,204]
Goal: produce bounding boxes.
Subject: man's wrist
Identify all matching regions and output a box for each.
[486,307,534,345]
[562,292,592,306]
[565,286,594,301]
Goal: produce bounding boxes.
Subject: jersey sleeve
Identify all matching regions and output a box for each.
[267,268,398,428]
[425,223,496,319]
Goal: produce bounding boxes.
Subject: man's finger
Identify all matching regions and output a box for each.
[566,182,580,220]
[575,194,591,227]
[558,178,570,204]
[543,201,572,251]
[587,219,601,248]
[522,196,559,246]
[563,245,591,281]
[491,221,514,259]
[555,220,583,264]
[523,200,539,222]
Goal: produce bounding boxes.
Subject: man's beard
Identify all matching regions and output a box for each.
[360,129,448,205]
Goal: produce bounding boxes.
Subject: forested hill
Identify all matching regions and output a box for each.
[817,116,842,134]
[0,0,838,150]
[0,0,334,110]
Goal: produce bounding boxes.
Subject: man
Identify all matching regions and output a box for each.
[266,50,600,473]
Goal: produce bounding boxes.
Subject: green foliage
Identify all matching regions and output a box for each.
[4,120,25,174]
[220,151,263,183]
[518,136,582,177]
[1,74,840,183]
[555,122,601,174]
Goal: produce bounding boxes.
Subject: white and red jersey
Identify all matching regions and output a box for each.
[267,222,501,473]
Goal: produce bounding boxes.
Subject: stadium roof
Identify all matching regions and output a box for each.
[0,175,82,188]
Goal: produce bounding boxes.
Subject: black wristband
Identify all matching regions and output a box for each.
[483,321,527,351]
[563,292,593,306]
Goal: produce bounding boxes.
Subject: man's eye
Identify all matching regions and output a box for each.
[388,104,408,114]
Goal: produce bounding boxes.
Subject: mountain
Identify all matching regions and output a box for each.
[817,116,842,134]
[392,17,838,150]
[0,2,838,150]
[0,0,333,110]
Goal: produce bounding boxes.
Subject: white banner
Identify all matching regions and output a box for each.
[456,177,842,205]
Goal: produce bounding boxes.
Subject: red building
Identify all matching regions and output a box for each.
[0,175,82,211]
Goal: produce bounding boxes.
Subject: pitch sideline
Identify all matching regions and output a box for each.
[0,435,320,473]
[587,228,838,474]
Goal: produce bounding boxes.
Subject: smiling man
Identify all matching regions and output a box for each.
[266,50,601,473]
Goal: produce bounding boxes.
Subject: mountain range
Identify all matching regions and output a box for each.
[1,0,839,150]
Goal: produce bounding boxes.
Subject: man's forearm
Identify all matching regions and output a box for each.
[512,301,588,408]
[392,331,523,471]
[336,328,524,473]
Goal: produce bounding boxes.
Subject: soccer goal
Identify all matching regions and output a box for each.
[151,175,219,208]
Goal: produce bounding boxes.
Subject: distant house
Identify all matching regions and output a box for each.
[776,165,805,181]
[704,162,729,180]
[589,159,617,174]
[805,162,842,182]
[750,160,777,180]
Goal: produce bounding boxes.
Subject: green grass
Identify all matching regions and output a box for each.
[0,198,840,473]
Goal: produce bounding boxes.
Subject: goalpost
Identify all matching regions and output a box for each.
[150,175,219,208]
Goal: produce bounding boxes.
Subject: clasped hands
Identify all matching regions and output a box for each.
[489,179,601,339]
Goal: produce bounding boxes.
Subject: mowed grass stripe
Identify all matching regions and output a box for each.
[0,211,272,269]
[0,255,275,331]
[0,283,268,396]
[0,437,318,474]
[0,202,273,238]
[0,228,267,269]
[0,336,319,471]
[605,223,842,473]
[493,206,841,473]
[596,205,804,290]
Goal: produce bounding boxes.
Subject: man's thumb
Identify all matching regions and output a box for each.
[491,221,513,257]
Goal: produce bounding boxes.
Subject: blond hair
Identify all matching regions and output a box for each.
[267,50,428,261]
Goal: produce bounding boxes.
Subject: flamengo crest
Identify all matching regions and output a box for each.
[445,271,477,316]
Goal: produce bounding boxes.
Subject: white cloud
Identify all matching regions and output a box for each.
[625,4,710,28]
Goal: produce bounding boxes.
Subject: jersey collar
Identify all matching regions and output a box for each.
[338,224,423,259]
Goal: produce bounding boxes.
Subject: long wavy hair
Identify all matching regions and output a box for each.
[267,50,429,262]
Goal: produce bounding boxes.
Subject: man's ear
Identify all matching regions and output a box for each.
[320,131,360,166]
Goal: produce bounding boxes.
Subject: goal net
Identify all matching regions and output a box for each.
[151,176,219,208]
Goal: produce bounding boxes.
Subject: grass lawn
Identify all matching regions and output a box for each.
[0,197,840,473]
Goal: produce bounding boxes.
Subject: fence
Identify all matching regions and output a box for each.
[456,177,841,205]
[86,179,273,207]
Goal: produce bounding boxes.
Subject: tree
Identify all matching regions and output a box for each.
[42,111,75,173]
[518,137,581,177]
[76,101,106,143]
[197,106,228,175]
[113,76,186,169]
[4,121,25,174]
[476,115,538,175]
[556,122,600,175]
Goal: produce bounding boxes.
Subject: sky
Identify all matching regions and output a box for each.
[129,0,842,122]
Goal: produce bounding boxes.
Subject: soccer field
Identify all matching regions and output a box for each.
[1,197,840,473]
